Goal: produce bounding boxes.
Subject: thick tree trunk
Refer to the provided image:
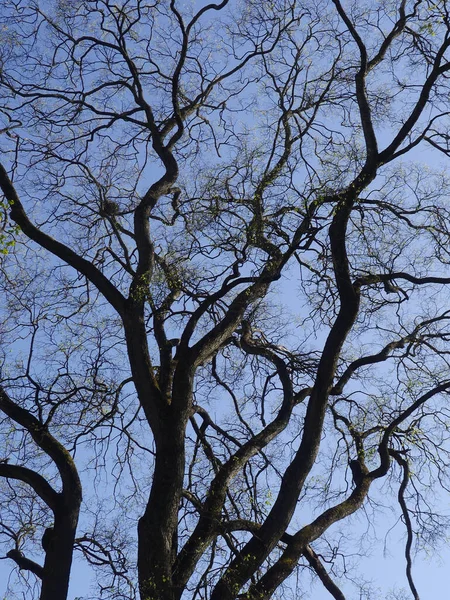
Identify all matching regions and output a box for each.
[123,304,194,599]
[40,508,80,600]
[138,424,186,600]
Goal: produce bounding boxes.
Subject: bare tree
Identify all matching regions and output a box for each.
[2,1,450,599]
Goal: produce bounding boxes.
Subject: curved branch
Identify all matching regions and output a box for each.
[379,37,450,162]
[0,463,60,513]
[372,380,450,478]
[331,0,378,163]
[303,545,346,600]
[244,479,371,599]
[181,212,313,370]
[209,189,363,600]
[6,549,43,579]
[389,449,420,600]
[173,385,311,590]
[0,385,81,502]
[355,272,450,287]
[220,520,346,600]
[0,164,126,316]
[331,312,450,395]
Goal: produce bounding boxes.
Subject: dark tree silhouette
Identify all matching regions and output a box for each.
[1,1,450,599]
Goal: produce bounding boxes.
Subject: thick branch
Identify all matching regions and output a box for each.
[245,480,371,599]
[379,38,450,162]
[0,386,81,502]
[0,164,126,316]
[220,520,346,600]
[303,545,346,600]
[181,213,314,371]
[332,0,378,163]
[6,549,43,579]
[372,380,450,478]
[0,463,60,513]
[173,385,311,591]
[209,189,364,599]
[355,272,450,287]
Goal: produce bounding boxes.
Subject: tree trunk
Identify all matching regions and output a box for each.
[40,509,80,600]
[138,425,186,600]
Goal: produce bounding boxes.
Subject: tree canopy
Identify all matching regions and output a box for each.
[2,1,450,599]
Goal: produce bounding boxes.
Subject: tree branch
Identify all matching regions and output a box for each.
[6,549,43,579]
[0,463,60,513]
[389,449,420,600]
[0,164,126,316]
[0,385,81,502]
[303,545,346,600]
